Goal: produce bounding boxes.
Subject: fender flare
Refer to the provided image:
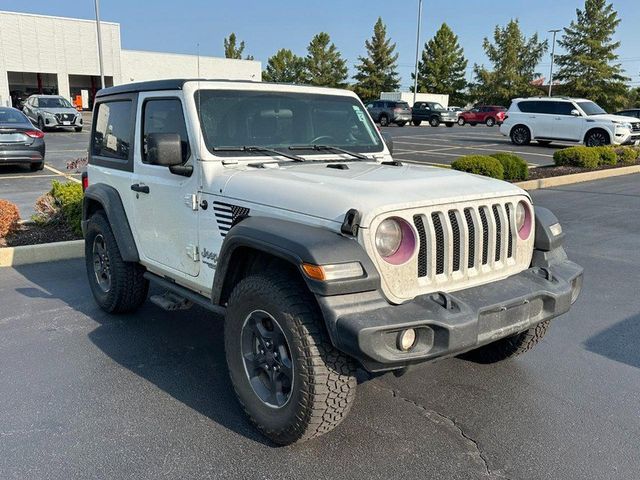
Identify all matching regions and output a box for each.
[82,183,139,262]
[211,216,381,304]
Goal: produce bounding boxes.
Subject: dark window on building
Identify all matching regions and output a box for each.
[142,98,190,164]
[91,100,132,160]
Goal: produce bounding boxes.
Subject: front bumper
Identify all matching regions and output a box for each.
[324,259,582,372]
[43,114,82,128]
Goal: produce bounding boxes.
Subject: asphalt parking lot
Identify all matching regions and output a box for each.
[1,174,638,479]
[0,117,89,218]
[382,123,562,168]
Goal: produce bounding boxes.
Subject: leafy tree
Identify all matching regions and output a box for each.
[353,18,400,101]
[627,87,640,108]
[555,0,628,111]
[262,49,307,84]
[472,20,547,106]
[411,23,468,105]
[305,32,348,88]
[224,33,253,60]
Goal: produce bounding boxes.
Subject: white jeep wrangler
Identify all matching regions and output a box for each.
[82,79,583,445]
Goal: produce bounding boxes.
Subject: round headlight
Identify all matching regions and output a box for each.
[375,218,402,257]
[516,201,532,239]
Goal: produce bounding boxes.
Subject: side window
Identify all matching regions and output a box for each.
[32,98,38,107]
[92,100,133,160]
[536,102,555,115]
[554,102,575,116]
[142,98,190,164]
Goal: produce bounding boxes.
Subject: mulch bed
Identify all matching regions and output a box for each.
[527,159,640,180]
[1,222,82,247]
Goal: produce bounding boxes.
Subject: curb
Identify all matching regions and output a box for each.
[0,240,84,268]
[515,165,640,191]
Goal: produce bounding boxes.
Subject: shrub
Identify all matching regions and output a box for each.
[32,181,83,236]
[553,146,600,169]
[594,146,617,166]
[452,155,504,179]
[614,146,639,165]
[490,152,529,181]
[0,199,20,238]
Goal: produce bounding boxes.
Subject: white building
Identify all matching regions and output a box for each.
[0,11,261,109]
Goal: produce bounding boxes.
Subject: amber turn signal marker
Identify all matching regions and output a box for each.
[301,263,325,281]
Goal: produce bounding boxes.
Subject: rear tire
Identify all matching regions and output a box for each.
[396,121,407,127]
[486,117,496,127]
[75,126,83,132]
[510,125,531,145]
[85,211,148,313]
[445,122,454,128]
[379,115,389,127]
[412,120,422,126]
[429,117,440,127]
[225,272,357,445]
[30,161,44,171]
[460,320,550,364]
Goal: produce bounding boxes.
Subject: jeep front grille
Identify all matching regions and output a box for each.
[367,197,534,304]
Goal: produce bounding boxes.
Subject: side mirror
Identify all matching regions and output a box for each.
[146,133,183,167]
[570,109,581,117]
[382,133,393,154]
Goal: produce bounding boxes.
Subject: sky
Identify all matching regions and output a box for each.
[3,0,639,89]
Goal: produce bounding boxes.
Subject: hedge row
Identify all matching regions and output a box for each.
[33,180,83,235]
[451,152,529,181]
[553,145,640,169]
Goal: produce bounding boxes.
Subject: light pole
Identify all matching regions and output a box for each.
[94,0,106,90]
[548,29,560,97]
[413,0,423,105]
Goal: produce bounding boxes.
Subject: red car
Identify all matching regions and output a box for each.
[458,105,507,127]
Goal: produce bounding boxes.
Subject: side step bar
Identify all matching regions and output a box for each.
[143,272,226,316]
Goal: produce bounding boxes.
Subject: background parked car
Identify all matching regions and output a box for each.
[447,106,464,117]
[614,109,640,119]
[0,106,45,171]
[22,95,83,132]
[411,101,458,127]
[365,100,412,126]
[458,105,507,127]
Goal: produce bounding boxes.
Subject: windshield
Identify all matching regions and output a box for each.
[39,97,73,108]
[194,90,383,156]
[0,108,30,124]
[577,101,607,116]
[430,103,445,110]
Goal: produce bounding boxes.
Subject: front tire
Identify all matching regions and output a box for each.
[457,117,466,126]
[225,272,357,445]
[412,119,422,126]
[429,117,440,127]
[510,125,531,145]
[585,129,610,147]
[84,212,148,313]
[461,320,550,364]
[379,115,389,127]
[75,126,83,132]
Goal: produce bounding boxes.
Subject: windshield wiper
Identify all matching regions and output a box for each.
[288,144,368,160]
[212,145,305,162]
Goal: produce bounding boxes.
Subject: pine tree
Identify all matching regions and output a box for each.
[353,18,400,101]
[304,33,348,88]
[412,23,468,105]
[262,49,307,84]
[472,20,547,106]
[555,0,628,111]
[223,33,253,60]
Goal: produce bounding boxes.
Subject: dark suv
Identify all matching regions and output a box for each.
[365,100,411,127]
[458,105,507,127]
[411,101,458,127]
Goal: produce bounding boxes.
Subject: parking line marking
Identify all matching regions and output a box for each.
[44,164,82,183]
[393,158,452,167]
[47,149,88,153]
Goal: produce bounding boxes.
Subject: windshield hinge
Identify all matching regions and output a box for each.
[186,244,199,262]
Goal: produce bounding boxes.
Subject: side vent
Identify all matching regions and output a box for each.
[213,202,250,237]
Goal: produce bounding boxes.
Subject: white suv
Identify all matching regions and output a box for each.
[500,97,640,147]
[81,79,582,444]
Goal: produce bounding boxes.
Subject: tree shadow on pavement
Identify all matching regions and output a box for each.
[583,314,640,369]
[13,259,274,446]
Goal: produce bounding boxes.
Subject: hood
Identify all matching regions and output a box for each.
[41,107,77,115]
[589,114,640,124]
[213,161,527,227]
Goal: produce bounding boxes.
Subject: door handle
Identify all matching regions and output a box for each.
[130,183,150,194]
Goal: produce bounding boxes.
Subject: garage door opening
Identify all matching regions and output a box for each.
[69,75,113,110]
[8,71,58,108]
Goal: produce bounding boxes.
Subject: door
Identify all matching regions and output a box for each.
[519,101,555,138]
[130,93,200,277]
[551,102,583,142]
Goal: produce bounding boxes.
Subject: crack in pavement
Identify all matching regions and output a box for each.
[371,381,513,480]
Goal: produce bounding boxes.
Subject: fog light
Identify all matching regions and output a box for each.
[570,275,583,304]
[397,328,417,351]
